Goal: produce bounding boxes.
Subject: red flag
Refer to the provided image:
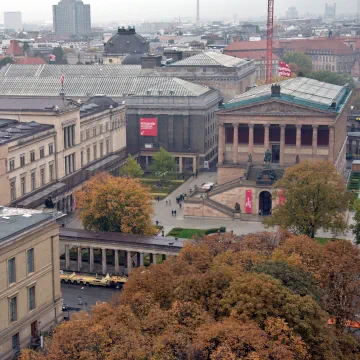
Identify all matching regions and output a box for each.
[279,61,292,77]
[245,190,252,214]
[60,74,65,86]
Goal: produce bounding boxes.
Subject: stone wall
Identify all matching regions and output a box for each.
[217,166,246,185]
[183,202,232,219]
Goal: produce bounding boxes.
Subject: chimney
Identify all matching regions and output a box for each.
[163,50,183,62]
[141,54,162,69]
[271,84,281,97]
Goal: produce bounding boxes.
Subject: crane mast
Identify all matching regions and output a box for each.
[266,0,274,84]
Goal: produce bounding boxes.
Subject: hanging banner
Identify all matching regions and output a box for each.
[245,190,252,214]
[140,118,158,137]
[279,61,292,77]
[279,191,286,205]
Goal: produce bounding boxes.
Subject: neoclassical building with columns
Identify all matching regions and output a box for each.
[184,77,352,219]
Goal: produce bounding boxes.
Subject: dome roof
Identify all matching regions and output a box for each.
[104,26,149,55]
[121,53,143,65]
[85,95,118,109]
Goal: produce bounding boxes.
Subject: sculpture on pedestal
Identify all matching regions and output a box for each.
[235,202,241,213]
[264,149,271,164]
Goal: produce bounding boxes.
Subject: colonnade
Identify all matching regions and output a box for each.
[218,123,335,166]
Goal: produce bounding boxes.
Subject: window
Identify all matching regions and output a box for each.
[81,150,84,167]
[28,286,35,311]
[40,167,45,186]
[9,296,17,322]
[20,154,25,167]
[49,163,54,182]
[12,333,19,349]
[63,125,75,149]
[86,130,90,139]
[93,127,97,137]
[21,176,26,195]
[80,131,84,142]
[31,171,36,191]
[93,144,97,160]
[100,124,103,134]
[8,257,16,284]
[10,179,16,201]
[40,147,45,159]
[30,151,35,162]
[9,158,15,171]
[27,248,34,274]
[100,142,104,157]
[65,153,76,175]
[87,147,91,163]
[105,123,109,132]
[48,143,54,155]
[106,139,109,154]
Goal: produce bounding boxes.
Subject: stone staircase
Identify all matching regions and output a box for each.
[207,177,243,197]
[204,198,234,218]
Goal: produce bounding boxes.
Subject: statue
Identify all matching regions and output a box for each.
[264,149,271,164]
[295,154,300,164]
[248,153,252,163]
[235,202,241,212]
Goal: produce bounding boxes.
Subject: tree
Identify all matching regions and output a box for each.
[264,161,349,238]
[22,42,30,55]
[0,57,14,68]
[306,70,355,89]
[149,147,176,181]
[52,46,67,64]
[283,52,312,75]
[74,173,155,234]
[351,198,360,245]
[120,154,144,178]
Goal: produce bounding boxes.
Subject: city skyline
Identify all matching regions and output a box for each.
[0,0,357,24]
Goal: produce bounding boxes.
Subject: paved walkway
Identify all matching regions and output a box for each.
[66,172,356,241]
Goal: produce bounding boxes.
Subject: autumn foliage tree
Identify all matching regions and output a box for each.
[20,231,360,360]
[264,161,349,238]
[75,173,155,234]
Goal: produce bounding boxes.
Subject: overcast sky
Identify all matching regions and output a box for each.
[0,0,356,24]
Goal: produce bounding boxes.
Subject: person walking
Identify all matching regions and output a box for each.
[165,200,168,206]
[169,199,171,206]
[179,203,182,209]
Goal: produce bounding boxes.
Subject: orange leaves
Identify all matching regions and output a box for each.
[75,173,156,235]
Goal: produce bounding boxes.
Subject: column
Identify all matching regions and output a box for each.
[232,123,239,164]
[280,124,286,166]
[296,125,302,156]
[65,245,70,270]
[102,249,107,275]
[77,247,82,272]
[328,126,335,163]
[193,157,197,172]
[184,115,189,147]
[127,251,132,274]
[312,125,318,160]
[114,250,120,275]
[140,253,145,266]
[152,253,157,265]
[264,124,270,151]
[248,124,254,156]
[179,157,183,173]
[145,156,149,169]
[89,247,94,273]
[168,115,174,148]
[218,123,225,165]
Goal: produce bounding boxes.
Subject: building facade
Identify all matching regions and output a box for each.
[184,78,351,219]
[53,0,91,36]
[0,96,126,212]
[4,12,22,32]
[0,207,63,360]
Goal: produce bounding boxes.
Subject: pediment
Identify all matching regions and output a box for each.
[220,100,331,116]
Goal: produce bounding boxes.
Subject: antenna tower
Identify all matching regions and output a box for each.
[266,0,275,84]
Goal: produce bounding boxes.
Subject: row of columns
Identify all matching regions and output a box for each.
[219,123,335,166]
[65,245,166,275]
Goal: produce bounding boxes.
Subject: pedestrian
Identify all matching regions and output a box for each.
[192,173,195,179]
[175,210,177,216]
[169,199,171,206]
[166,200,168,206]
[171,210,174,216]
[162,230,165,237]
[179,203,182,209]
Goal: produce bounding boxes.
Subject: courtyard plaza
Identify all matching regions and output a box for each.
[66,172,355,241]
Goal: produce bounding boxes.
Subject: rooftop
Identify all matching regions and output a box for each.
[169,51,249,67]
[0,118,54,145]
[226,77,351,113]
[0,207,61,243]
[225,51,280,61]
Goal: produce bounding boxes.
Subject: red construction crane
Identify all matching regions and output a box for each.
[266,0,274,84]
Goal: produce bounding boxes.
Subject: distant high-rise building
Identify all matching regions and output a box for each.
[53,0,91,36]
[324,3,336,21]
[4,12,22,32]
[286,6,299,19]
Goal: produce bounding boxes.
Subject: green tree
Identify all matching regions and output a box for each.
[0,57,14,68]
[22,42,30,55]
[264,161,349,238]
[75,172,155,235]
[306,70,355,89]
[120,154,144,178]
[149,147,176,181]
[283,52,312,75]
[52,46,67,64]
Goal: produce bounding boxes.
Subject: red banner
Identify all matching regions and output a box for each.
[140,118,158,137]
[279,191,286,205]
[245,190,252,214]
[279,61,292,77]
